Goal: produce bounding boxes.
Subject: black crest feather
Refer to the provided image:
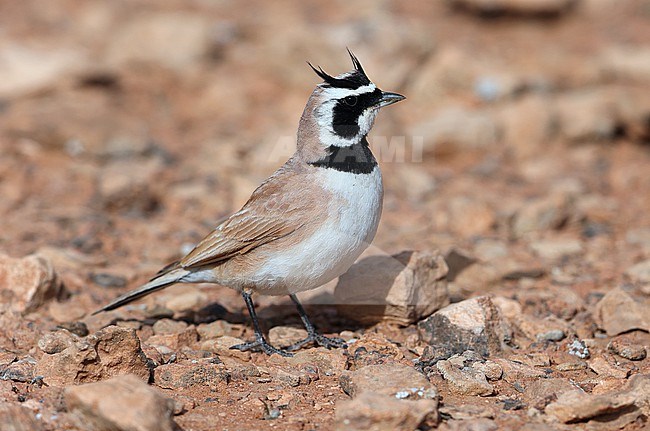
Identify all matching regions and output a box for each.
[307,49,371,90]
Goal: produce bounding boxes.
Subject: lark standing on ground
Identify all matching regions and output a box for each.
[95,50,405,356]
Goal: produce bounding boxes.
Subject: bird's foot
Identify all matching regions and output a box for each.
[285,333,347,352]
[230,338,293,357]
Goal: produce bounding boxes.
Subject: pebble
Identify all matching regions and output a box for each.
[36,325,150,386]
[608,337,647,361]
[567,339,590,359]
[334,391,438,431]
[339,362,437,400]
[153,360,230,390]
[65,375,176,431]
[0,253,63,314]
[546,374,650,425]
[335,249,449,325]
[418,296,510,357]
[594,288,649,336]
[436,359,494,396]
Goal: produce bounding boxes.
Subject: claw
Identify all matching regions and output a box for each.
[285,333,347,352]
[230,339,293,357]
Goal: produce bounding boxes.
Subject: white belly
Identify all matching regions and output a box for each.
[252,167,383,294]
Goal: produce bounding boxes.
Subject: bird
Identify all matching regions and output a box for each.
[94,50,405,356]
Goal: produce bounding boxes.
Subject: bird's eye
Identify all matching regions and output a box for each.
[343,96,357,106]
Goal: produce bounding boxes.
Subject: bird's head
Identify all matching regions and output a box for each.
[303,50,405,148]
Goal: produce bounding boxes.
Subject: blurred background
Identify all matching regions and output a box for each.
[1,0,649,297]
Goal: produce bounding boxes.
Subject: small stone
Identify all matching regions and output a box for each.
[587,356,630,379]
[608,337,647,361]
[220,357,261,381]
[153,360,229,390]
[273,368,311,387]
[515,315,568,342]
[36,325,150,386]
[164,287,208,313]
[196,320,233,339]
[524,378,582,411]
[545,374,650,425]
[567,339,590,359]
[65,374,175,431]
[152,318,188,335]
[339,362,437,400]
[436,359,494,396]
[334,391,438,431]
[268,326,308,347]
[335,250,449,325]
[418,296,511,357]
[0,357,36,382]
[0,253,64,314]
[200,336,251,361]
[493,358,547,383]
[555,361,588,372]
[594,288,650,336]
[472,360,503,381]
[275,347,347,377]
[37,330,76,354]
[146,326,198,351]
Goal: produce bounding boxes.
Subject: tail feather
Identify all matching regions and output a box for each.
[92,268,188,315]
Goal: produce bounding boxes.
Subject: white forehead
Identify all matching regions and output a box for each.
[321,83,377,99]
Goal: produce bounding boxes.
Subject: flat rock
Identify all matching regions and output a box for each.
[335,250,449,325]
[200,335,251,361]
[36,325,150,386]
[146,326,197,351]
[272,347,347,377]
[339,362,437,400]
[0,402,44,431]
[418,296,511,357]
[594,288,650,336]
[153,360,229,390]
[65,374,175,431]
[523,378,581,411]
[545,373,650,426]
[587,355,631,379]
[0,357,36,383]
[436,359,494,396]
[608,336,647,361]
[196,320,235,339]
[0,253,63,314]
[334,391,438,431]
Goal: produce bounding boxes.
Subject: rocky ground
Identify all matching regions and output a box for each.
[1,0,650,430]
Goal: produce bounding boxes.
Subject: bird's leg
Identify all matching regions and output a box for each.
[285,294,347,352]
[230,291,292,357]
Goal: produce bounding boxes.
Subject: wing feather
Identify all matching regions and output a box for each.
[179,169,306,269]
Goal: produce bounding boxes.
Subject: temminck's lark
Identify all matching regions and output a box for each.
[95,50,405,356]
